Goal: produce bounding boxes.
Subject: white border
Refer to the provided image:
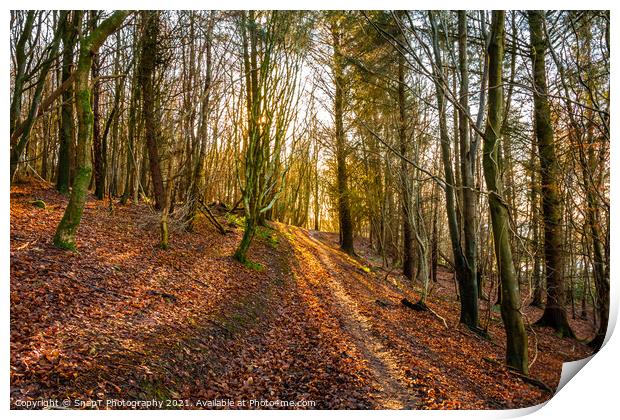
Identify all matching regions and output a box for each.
[3,2,618,419]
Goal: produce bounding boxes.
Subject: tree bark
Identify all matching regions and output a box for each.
[428,11,478,330]
[56,11,81,194]
[482,10,529,374]
[528,10,574,338]
[139,11,166,211]
[398,52,413,280]
[331,20,355,255]
[54,11,130,250]
[457,11,480,328]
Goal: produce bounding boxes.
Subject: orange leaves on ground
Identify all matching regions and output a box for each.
[10,180,595,409]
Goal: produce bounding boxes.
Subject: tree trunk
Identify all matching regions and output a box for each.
[331,21,355,255]
[428,11,478,330]
[398,53,413,280]
[187,15,215,231]
[54,11,129,249]
[56,11,81,194]
[528,10,574,338]
[457,11,480,328]
[91,13,106,200]
[482,10,529,374]
[139,11,166,210]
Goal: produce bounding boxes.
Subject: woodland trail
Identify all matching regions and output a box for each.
[283,225,416,409]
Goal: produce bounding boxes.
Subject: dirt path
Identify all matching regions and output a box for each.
[284,226,415,409]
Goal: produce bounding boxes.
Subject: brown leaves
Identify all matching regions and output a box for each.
[10,181,595,409]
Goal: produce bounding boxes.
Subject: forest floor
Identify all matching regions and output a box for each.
[10,179,596,409]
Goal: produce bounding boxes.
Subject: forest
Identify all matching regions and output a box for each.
[10,10,610,409]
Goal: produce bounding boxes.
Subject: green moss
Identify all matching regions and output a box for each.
[29,199,46,209]
[226,213,245,228]
[256,227,279,248]
[140,379,173,403]
[53,236,76,251]
[361,265,371,273]
[243,259,264,271]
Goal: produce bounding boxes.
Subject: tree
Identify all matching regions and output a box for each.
[56,11,82,194]
[428,11,479,330]
[54,11,130,250]
[10,12,67,183]
[186,13,215,231]
[233,11,306,263]
[139,11,166,211]
[456,11,480,326]
[90,12,107,201]
[482,10,528,374]
[528,10,575,338]
[330,14,355,255]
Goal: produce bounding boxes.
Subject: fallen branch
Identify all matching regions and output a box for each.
[382,266,396,282]
[198,199,227,234]
[483,356,553,393]
[147,290,178,303]
[401,298,448,329]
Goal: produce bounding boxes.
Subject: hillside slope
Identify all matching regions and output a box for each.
[10,181,594,409]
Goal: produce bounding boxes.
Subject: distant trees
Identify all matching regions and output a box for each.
[10,12,66,183]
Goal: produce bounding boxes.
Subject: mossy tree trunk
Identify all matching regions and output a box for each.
[233,10,261,264]
[482,10,529,374]
[139,11,166,211]
[54,11,130,250]
[527,10,575,338]
[233,11,303,264]
[56,11,82,195]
